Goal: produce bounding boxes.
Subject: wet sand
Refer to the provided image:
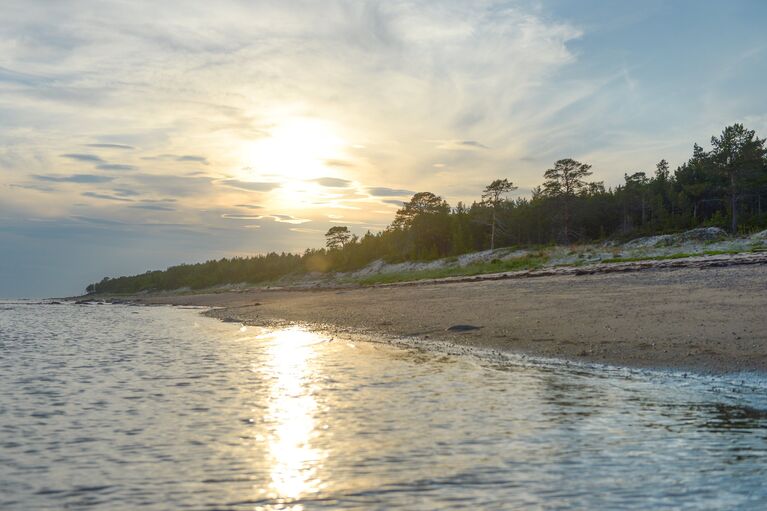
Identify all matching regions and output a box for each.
[132,263,767,374]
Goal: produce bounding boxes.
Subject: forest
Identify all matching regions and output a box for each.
[87,124,767,294]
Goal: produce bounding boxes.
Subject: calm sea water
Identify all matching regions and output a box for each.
[1,302,766,510]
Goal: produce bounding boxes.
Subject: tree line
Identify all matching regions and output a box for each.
[87,123,767,294]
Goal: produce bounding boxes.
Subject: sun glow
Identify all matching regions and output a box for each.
[244,117,347,183]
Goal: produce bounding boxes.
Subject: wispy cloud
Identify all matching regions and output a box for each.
[33,174,113,184]
[85,143,135,150]
[312,177,352,188]
[141,154,208,165]
[97,163,138,171]
[221,214,264,220]
[176,155,209,165]
[324,159,355,168]
[113,188,140,197]
[61,153,105,163]
[367,187,415,197]
[272,214,311,224]
[82,191,134,202]
[131,203,175,211]
[220,212,310,225]
[8,183,55,193]
[434,140,489,150]
[217,179,281,192]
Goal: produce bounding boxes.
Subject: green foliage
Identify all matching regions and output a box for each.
[325,225,351,250]
[87,123,767,295]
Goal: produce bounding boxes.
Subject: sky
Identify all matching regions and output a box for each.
[1,0,766,297]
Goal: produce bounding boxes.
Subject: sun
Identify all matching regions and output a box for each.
[243,117,346,183]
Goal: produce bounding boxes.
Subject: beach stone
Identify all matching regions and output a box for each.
[446,324,481,332]
[623,227,728,249]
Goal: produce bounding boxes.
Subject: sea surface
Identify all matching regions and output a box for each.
[1,301,766,510]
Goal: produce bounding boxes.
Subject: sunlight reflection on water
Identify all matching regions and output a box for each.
[262,328,325,507]
[1,303,767,510]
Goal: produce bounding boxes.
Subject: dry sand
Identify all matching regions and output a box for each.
[129,261,767,375]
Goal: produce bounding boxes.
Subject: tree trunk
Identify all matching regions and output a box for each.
[731,172,738,234]
[490,209,496,250]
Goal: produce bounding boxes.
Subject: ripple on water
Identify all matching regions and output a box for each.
[0,303,766,510]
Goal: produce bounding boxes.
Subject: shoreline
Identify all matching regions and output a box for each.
[102,257,767,376]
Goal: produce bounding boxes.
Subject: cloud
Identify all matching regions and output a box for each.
[324,159,355,168]
[272,214,311,224]
[8,183,55,193]
[97,163,138,171]
[33,174,114,183]
[217,179,281,192]
[69,216,126,226]
[140,198,177,203]
[434,140,489,150]
[289,227,326,234]
[367,186,415,197]
[221,213,311,224]
[176,155,209,165]
[112,188,140,197]
[0,65,50,86]
[60,153,105,163]
[85,143,135,150]
[125,173,213,197]
[312,177,352,187]
[382,199,406,207]
[130,203,175,211]
[234,204,263,209]
[141,154,208,165]
[221,214,264,220]
[82,191,134,202]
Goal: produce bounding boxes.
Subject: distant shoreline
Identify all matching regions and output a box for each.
[105,256,767,376]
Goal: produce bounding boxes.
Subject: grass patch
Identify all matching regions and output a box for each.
[702,249,741,256]
[356,253,549,286]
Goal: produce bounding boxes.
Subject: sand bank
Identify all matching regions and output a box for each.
[124,258,767,375]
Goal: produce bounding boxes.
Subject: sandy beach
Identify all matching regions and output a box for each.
[124,260,767,375]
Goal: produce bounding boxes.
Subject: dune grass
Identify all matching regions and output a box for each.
[356,253,549,286]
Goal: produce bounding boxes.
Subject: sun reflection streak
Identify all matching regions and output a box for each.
[261,327,326,508]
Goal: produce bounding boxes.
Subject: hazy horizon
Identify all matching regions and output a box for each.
[2,0,766,297]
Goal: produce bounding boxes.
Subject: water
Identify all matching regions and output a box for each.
[1,302,766,510]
